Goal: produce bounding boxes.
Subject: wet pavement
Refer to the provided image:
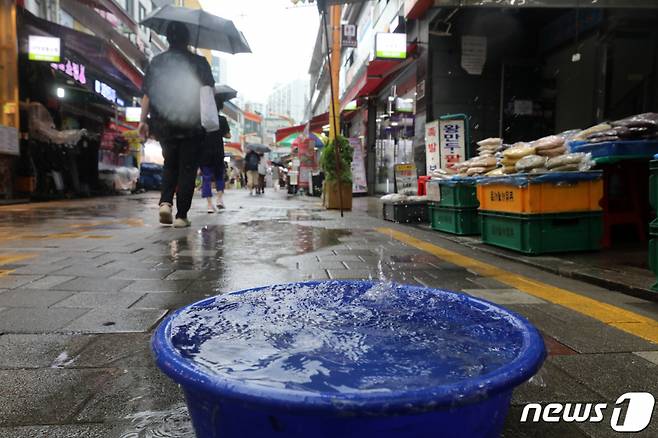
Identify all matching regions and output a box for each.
[0,189,657,437]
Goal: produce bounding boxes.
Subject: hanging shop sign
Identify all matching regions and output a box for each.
[342,24,358,48]
[439,118,467,172]
[394,163,418,195]
[425,120,440,174]
[51,59,87,85]
[0,125,19,156]
[375,33,406,60]
[396,97,414,113]
[95,80,116,103]
[416,80,425,101]
[94,80,125,106]
[461,36,487,75]
[350,137,367,194]
[125,107,142,123]
[28,35,60,62]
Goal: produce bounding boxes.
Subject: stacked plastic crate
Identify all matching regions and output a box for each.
[428,178,481,235]
[475,172,604,254]
[649,159,658,291]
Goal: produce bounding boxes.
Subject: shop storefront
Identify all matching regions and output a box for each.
[15,8,144,197]
[377,2,658,279]
[0,0,20,200]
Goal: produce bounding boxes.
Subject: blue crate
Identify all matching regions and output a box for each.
[570,140,658,160]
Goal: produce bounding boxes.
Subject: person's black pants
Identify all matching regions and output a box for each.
[160,135,202,219]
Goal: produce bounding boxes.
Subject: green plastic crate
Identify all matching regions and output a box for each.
[480,211,603,254]
[651,160,658,211]
[651,219,658,237]
[383,202,429,224]
[430,204,480,235]
[650,239,658,291]
[438,182,479,208]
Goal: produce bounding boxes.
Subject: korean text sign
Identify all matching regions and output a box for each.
[425,120,440,174]
[439,119,466,172]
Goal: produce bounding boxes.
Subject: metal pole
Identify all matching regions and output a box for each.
[319,1,344,217]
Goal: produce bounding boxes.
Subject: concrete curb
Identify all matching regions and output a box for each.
[409,223,658,303]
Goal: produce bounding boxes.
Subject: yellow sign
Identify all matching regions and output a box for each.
[3,103,16,115]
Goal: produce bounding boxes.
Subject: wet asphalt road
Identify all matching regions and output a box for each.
[0,189,657,437]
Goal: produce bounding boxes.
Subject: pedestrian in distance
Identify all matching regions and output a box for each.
[200,99,231,213]
[138,22,215,228]
[244,148,260,196]
[257,153,267,195]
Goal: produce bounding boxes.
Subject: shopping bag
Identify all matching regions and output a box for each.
[200,85,220,132]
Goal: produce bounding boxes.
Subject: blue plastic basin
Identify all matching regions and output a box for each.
[152,280,546,438]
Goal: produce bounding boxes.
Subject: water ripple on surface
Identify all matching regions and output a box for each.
[120,404,195,438]
[170,282,525,395]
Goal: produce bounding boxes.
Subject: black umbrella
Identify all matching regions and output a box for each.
[246,144,271,153]
[215,84,238,101]
[140,5,251,54]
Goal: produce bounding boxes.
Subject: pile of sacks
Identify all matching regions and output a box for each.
[454,138,503,176]
[380,193,428,203]
[572,113,658,144]
[504,135,569,174]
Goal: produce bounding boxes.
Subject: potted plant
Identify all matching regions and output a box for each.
[320,135,353,210]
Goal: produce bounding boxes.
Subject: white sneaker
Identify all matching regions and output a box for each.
[173,218,191,228]
[159,203,173,225]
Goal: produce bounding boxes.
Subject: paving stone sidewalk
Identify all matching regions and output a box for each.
[0,191,656,437]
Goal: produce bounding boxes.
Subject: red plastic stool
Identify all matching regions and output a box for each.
[418,176,431,196]
[600,160,649,248]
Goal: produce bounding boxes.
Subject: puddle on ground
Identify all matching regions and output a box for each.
[120,404,195,438]
[286,209,327,222]
[160,222,351,266]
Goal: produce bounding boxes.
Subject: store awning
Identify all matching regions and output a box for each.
[275,113,328,143]
[275,124,305,143]
[339,60,397,111]
[340,49,417,112]
[71,0,138,33]
[18,9,143,95]
[310,112,329,132]
[405,0,434,19]
[225,144,244,158]
[434,0,657,7]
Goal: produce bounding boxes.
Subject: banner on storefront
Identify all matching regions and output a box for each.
[439,118,466,172]
[425,120,440,174]
[350,138,367,194]
[394,163,418,195]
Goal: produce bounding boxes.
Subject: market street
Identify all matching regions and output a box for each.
[0,190,656,437]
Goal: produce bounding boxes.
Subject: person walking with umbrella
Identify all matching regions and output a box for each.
[138,22,215,227]
[244,147,261,196]
[200,99,231,212]
[139,5,251,225]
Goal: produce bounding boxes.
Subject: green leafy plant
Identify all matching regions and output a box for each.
[320,135,353,183]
